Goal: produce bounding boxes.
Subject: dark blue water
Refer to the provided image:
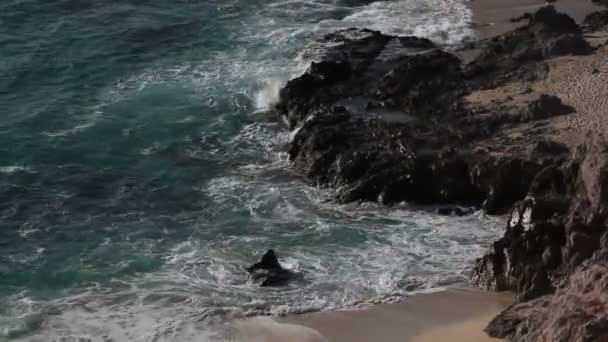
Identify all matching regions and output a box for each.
[0,0,495,340]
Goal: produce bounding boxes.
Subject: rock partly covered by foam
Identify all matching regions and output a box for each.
[247,250,295,287]
[277,7,583,213]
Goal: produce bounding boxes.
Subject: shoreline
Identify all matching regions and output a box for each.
[230,288,512,342]
[284,288,512,342]
[264,0,608,340]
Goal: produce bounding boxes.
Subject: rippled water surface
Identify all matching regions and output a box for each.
[0,0,496,340]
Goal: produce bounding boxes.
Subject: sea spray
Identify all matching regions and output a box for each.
[255,79,285,111]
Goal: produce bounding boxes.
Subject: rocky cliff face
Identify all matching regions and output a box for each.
[486,249,608,342]
[277,5,608,341]
[472,133,608,298]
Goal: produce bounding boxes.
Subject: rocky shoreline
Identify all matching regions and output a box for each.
[275,3,608,341]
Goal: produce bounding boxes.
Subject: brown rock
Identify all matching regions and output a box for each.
[486,250,608,342]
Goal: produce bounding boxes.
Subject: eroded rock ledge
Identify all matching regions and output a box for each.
[276,5,608,342]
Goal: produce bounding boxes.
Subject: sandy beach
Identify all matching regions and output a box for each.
[281,288,511,342]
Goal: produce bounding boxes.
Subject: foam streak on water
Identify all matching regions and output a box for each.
[0,0,486,340]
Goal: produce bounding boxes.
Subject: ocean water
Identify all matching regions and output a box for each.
[0,0,497,340]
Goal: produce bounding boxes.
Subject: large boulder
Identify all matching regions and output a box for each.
[277,28,436,129]
[473,134,608,301]
[277,8,581,210]
[247,250,295,287]
[486,250,608,342]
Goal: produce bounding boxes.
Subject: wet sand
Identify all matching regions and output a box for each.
[283,289,512,342]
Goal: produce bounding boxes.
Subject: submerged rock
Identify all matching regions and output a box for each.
[277,7,582,211]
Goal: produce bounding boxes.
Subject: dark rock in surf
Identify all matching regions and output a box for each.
[247,250,294,287]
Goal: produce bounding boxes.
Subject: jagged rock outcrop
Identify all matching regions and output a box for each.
[277,6,582,213]
[472,134,608,301]
[486,249,608,342]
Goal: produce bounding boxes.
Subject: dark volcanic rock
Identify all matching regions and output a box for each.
[278,28,436,129]
[473,134,608,302]
[277,8,583,210]
[375,49,464,115]
[247,250,295,287]
[280,28,481,205]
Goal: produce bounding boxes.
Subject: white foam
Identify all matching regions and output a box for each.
[42,108,102,138]
[338,0,473,44]
[0,165,33,174]
[255,79,285,110]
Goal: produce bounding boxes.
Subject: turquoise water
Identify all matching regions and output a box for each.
[0,0,496,340]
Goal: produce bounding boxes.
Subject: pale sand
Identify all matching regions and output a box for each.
[464,0,608,146]
[533,39,608,145]
[280,289,512,342]
[411,313,502,342]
